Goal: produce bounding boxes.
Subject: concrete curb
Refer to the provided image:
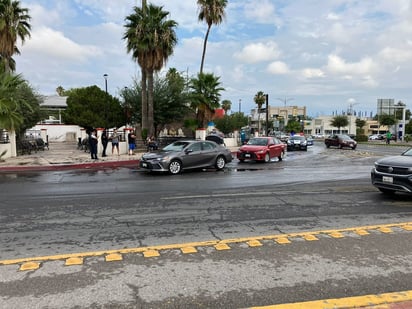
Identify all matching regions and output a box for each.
[0,159,140,172]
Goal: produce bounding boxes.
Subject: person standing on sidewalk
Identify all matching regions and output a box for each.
[101,129,108,157]
[111,128,120,156]
[128,130,136,155]
[89,129,98,160]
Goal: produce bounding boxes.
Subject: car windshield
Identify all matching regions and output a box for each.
[291,136,305,140]
[402,148,412,156]
[247,138,268,146]
[338,135,352,140]
[163,141,189,152]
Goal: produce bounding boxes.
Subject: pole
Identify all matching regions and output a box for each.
[103,74,108,128]
[265,94,269,136]
[239,99,241,113]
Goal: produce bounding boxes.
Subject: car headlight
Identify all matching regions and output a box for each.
[161,156,170,162]
[257,149,266,154]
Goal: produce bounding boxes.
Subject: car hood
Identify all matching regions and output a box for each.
[376,155,412,167]
[239,145,267,151]
[142,150,173,160]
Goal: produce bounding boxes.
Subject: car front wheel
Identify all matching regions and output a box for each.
[264,152,270,163]
[168,160,182,174]
[278,151,284,161]
[215,156,226,170]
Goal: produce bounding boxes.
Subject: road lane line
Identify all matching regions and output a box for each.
[248,290,412,309]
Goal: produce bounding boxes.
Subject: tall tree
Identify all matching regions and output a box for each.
[190,72,224,128]
[330,115,349,134]
[197,0,227,74]
[0,0,31,73]
[221,99,231,114]
[124,3,177,137]
[254,91,266,135]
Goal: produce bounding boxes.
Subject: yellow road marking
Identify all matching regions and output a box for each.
[274,237,291,244]
[355,229,370,236]
[19,261,40,271]
[303,234,319,241]
[105,253,122,262]
[1,222,411,269]
[247,240,263,247]
[248,290,412,309]
[181,246,197,254]
[65,257,83,266]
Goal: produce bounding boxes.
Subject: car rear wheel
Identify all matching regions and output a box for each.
[264,153,270,163]
[168,160,182,174]
[215,156,226,170]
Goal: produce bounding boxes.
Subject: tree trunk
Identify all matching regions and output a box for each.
[141,68,148,134]
[200,25,211,75]
[147,68,155,136]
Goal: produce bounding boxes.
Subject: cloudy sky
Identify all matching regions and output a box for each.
[18,0,412,117]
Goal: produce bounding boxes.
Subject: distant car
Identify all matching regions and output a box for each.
[369,134,384,141]
[371,148,412,195]
[139,140,232,174]
[287,135,308,151]
[325,134,357,150]
[306,136,314,146]
[237,136,285,163]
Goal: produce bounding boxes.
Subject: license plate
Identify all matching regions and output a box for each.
[245,153,251,158]
[382,176,393,183]
[142,162,147,168]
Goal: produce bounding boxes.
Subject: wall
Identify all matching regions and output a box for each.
[31,124,82,142]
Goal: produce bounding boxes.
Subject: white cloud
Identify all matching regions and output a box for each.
[301,68,325,79]
[326,54,377,76]
[267,61,290,75]
[234,41,281,64]
[24,27,101,62]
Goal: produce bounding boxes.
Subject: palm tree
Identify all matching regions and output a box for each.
[197,0,227,74]
[0,0,31,73]
[221,99,231,114]
[254,91,266,135]
[190,73,224,128]
[124,3,177,136]
[0,71,26,130]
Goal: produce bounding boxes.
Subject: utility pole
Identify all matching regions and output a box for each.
[265,94,269,135]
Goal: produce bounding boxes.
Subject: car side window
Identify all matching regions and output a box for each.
[202,142,215,150]
[188,142,202,152]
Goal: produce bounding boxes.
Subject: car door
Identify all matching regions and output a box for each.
[181,141,203,169]
[268,137,280,157]
[200,141,218,166]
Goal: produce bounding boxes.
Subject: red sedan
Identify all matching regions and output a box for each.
[237,137,286,163]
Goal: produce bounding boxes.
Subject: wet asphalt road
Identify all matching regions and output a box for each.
[0,142,411,308]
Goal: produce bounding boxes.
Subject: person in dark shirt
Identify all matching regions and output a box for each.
[101,129,108,157]
[128,131,136,155]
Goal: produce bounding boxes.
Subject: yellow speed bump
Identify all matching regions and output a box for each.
[65,257,83,266]
[302,234,318,241]
[355,229,370,236]
[105,253,123,262]
[181,246,197,254]
[328,231,344,238]
[143,250,160,258]
[20,261,40,271]
[247,240,263,247]
[214,243,231,251]
[274,237,291,244]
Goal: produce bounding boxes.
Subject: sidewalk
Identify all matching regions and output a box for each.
[0,141,141,172]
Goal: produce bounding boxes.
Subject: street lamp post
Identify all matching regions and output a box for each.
[239,99,241,113]
[276,97,294,107]
[103,74,108,128]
